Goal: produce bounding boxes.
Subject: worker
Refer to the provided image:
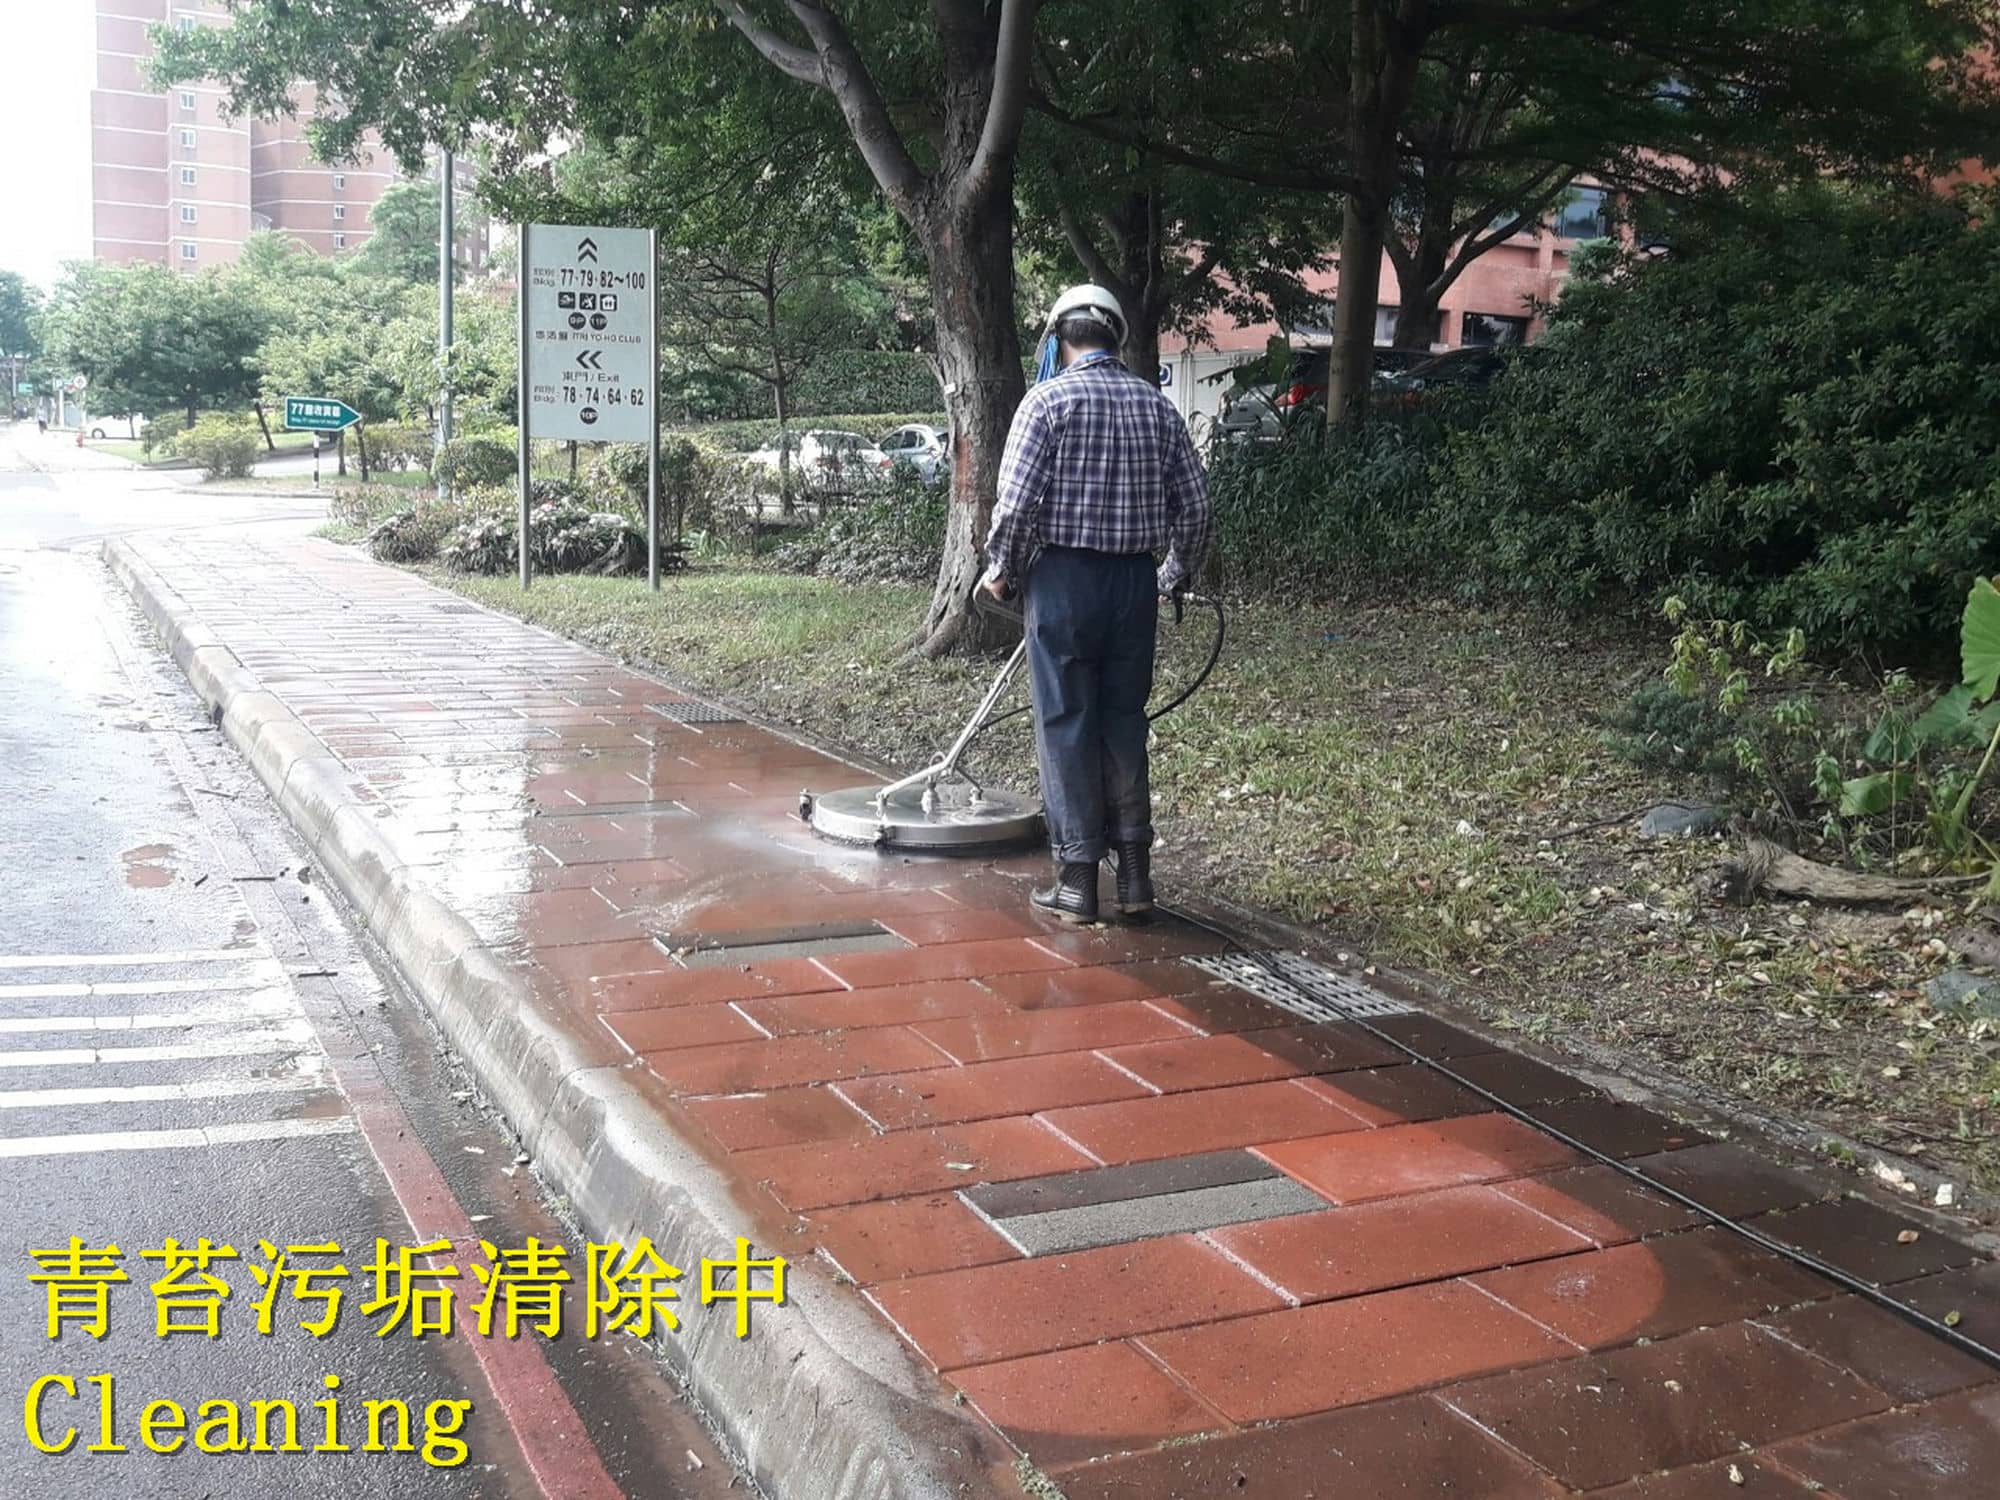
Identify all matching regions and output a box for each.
[982,284,1213,924]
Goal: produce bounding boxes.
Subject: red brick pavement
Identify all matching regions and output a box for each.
[130,528,1998,1497]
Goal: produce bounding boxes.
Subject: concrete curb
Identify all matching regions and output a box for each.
[103,536,1011,1500]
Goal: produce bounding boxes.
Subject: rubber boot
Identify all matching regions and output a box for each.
[1032,861,1099,924]
[1114,841,1155,920]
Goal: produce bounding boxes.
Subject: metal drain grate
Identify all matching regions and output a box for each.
[657,919,907,968]
[648,701,742,725]
[1185,950,1413,1023]
[432,603,484,615]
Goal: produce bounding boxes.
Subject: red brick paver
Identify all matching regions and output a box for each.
[130,528,1999,1498]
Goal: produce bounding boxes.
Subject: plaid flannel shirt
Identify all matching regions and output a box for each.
[982,356,1213,594]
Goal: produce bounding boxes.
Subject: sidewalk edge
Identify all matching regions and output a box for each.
[102,536,1010,1500]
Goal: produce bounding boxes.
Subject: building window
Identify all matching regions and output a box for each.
[180,242,197,262]
[175,15,196,32]
[179,166,196,186]
[179,91,196,112]
[332,233,347,249]
[179,129,196,150]
[332,173,345,191]
[1553,186,1611,241]
[180,205,197,224]
[1375,306,1445,347]
[1461,312,1530,347]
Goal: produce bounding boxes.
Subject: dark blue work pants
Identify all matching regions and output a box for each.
[1024,547,1157,865]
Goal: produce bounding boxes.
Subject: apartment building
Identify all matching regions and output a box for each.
[1160,186,1612,427]
[91,0,398,268]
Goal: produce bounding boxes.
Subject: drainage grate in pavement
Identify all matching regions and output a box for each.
[1186,950,1415,1023]
[656,919,908,969]
[647,701,741,725]
[962,1150,1327,1256]
[432,603,484,615]
[534,801,692,819]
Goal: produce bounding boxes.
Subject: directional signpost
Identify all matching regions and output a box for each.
[283,397,362,489]
[519,223,661,589]
[283,396,362,432]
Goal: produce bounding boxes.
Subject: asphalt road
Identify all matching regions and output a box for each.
[0,423,752,1500]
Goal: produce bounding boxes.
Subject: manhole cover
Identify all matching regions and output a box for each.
[961,1150,1326,1256]
[1185,950,1413,1022]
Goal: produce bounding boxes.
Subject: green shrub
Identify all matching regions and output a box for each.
[362,423,431,473]
[434,435,516,490]
[790,352,941,415]
[771,471,948,583]
[326,484,418,529]
[1205,418,1446,592]
[1432,189,2000,657]
[675,412,947,454]
[174,414,261,480]
[439,516,518,575]
[365,497,485,564]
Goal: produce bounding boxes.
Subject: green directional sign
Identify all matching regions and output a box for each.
[283,396,362,432]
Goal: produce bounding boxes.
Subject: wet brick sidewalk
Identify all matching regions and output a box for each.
[127,527,2000,1498]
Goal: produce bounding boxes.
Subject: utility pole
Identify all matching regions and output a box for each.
[437,148,456,499]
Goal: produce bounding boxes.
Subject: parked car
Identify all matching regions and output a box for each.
[1375,345,1528,407]
[747,429,896,485]
[1267,347,1435,418]
[878,423,947,482]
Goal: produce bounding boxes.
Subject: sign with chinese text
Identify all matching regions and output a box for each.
[282,397,362,432]
[522,225,654,443]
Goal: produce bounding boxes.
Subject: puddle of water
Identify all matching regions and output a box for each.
[120,842,176,889]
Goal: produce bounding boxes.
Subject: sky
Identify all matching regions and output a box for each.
[0,2,96,290]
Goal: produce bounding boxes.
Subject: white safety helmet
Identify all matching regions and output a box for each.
[1043,283,1129,349]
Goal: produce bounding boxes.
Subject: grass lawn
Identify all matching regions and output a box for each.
[201,468,432,496]
[431,564,2000,1198]
[87,430,318,467]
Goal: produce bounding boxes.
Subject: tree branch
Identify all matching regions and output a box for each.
[961,0,1039,205]
[771,2,929,210]
[1029,92,1361,194]
[714,0,823,84]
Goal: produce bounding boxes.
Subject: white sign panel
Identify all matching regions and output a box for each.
[523,224,654,443]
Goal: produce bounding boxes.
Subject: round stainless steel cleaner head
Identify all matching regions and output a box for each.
[803,783,1044,853]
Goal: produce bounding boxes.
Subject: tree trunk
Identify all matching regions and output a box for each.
[1125,316,1162,395]
[773,375,794,518]
[336,430,347,478]
[355,421,371,482]
[185,400,197,430]
[918,194,1024,658]
[1326,0,1407,430]
[1327,192,1389,428]
[252,402,276,451]
[1392,269,1447,351]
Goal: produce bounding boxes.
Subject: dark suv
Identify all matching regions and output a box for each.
[1269,347,1434,416]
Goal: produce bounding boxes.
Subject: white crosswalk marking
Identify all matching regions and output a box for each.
[0,1116,359,1159]
[0,1023,317,1068]
[0,1070,327,1111]
[0,949,269,970]
[0,968,285,1002]
[0,947,348,1159]
[0,993,301,1034]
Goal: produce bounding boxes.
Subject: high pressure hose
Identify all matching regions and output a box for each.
[962,589,1226,752]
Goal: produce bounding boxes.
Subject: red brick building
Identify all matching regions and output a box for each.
[1161,188,1610,426]
[91,0,397,268]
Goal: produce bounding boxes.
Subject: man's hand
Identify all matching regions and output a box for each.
[982,576,1010,602]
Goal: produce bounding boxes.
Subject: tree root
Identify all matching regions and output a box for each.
[1701,832,1985,907]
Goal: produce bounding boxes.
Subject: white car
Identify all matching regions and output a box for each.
[879,423,947,482]
[748,429,894,484]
